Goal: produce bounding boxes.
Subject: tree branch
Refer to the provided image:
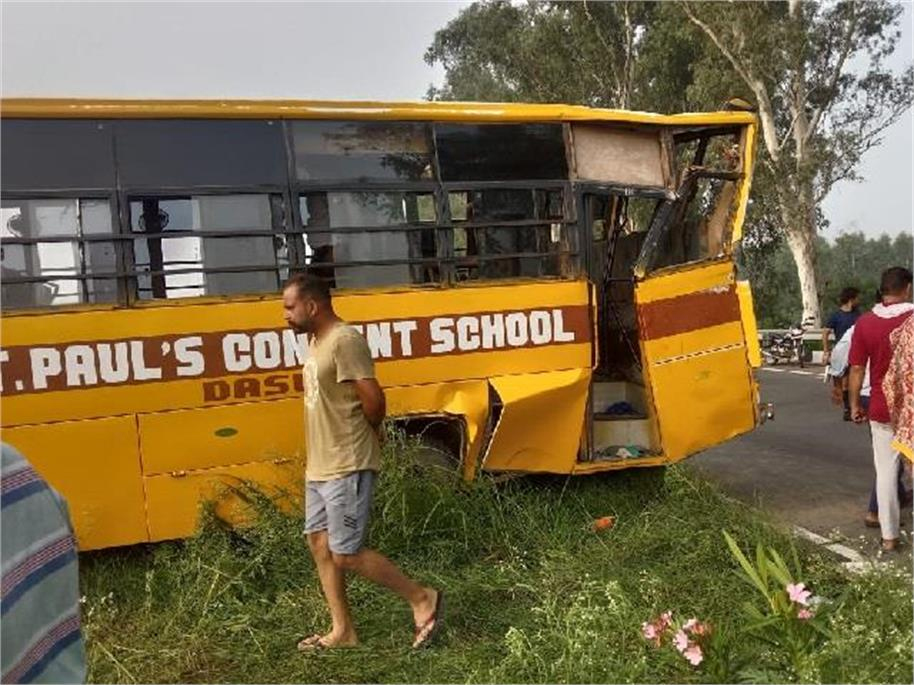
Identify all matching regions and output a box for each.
[622,2,634,109]
[814,103,911,202]
[805,2,859,143]
[582,0,622,105]
[681,2,781,162]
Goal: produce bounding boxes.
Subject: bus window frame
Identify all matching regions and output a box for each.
[1,116,674,310]
[632,168,743,279]
[0,189,128,308]
[440,181,580,283]
[117,185,295,305]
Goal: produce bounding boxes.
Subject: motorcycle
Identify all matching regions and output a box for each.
[761,316,816,367]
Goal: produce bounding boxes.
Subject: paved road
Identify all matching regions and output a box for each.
[690,366,909,554]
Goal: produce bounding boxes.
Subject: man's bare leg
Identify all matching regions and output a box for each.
[332,548,438,628]
[306,531,358,647]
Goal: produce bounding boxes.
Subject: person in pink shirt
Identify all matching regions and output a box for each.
[848,266,914,552]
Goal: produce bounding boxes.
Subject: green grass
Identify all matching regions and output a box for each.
[80,434,912,683]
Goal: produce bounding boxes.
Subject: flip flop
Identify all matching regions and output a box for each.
[412,590,445,649]
[297,634,330,651]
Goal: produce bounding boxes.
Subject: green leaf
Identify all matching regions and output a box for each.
[755,542,769,590]
[742,600,766,620]
[724,531,768,598]
[745,616,782,632]
[765,549,792,586]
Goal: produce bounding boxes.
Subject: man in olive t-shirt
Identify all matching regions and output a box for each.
[282,273,443,650]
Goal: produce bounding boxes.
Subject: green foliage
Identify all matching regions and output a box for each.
[426,1,913,322]
[424,1,696,110]
[723,531,835,675]
[79,436,912,683]
[741,231,913,328]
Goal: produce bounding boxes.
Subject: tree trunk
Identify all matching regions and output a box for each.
[780,205,822,326]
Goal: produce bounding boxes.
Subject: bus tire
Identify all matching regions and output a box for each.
[394,416,463,476]
[414,436,459,472]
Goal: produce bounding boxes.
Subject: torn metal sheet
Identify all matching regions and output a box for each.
[482,368,591,473]
[385,380,489,480]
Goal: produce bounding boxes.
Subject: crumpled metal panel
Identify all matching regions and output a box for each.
[482,368,591,473]
[385,380,489,480]
[736,280,762,368]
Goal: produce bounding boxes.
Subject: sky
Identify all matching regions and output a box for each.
[1,0,911,241]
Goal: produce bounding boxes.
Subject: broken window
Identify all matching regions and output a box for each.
[298,192,437,289]
[127,194,288,299]
[1,198,118,308]
[640,176,739,273]
[448,188,576,281]
[672,127,742,186]
[435,124,567,181]
[291,121,434,182]
[634,127,744,273]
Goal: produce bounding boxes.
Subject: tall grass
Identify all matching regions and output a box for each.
[80,433,912,683]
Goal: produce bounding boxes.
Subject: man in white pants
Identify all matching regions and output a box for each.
[848,267,914,552]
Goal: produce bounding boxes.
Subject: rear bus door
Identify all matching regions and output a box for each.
[632,168,760,461]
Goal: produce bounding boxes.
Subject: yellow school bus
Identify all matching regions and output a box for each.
[0,98,763,551]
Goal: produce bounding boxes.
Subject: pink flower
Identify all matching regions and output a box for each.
[642,621,659,642]
[683,644,704,666]
[682,617,711,636]
[659,611,673,629]
[672,629,689,653]
[786,582,811,606]
[797,608,814,620]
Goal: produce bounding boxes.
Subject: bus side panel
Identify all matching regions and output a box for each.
[736,280,763,368]
[3,417,148,550]
[482,368,591,473]
[384,380,490,480]
[138,398,305,475]
[0,281,592,426]
[145,460,303,543]
[635,261,756,461]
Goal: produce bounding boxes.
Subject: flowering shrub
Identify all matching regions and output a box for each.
[723,530,835,673]
[641,610,712,667]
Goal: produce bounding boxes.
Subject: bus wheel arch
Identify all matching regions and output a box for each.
[389,414,465,472]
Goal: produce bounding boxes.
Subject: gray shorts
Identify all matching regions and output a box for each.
[304,470,376,555]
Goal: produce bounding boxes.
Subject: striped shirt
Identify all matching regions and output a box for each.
[1,443,85,684]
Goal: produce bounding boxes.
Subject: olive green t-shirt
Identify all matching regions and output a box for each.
[303,323,381,481]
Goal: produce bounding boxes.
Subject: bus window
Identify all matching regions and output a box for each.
[290,121,433,182]
[0,120,115,192]
[672,128,742,185]
[299,192,437,289]
[448,188,575,281]
[127,194,288,299]
[435,124,567,181]
[645,176,738,272]
[116,120,286,188]
[1,197,118,308]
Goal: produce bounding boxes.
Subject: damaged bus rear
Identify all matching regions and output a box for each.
[0,99,763,550]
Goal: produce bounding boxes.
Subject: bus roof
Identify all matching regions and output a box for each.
[0,98,756,127]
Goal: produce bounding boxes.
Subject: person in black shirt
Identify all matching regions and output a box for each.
[823,287,861,421]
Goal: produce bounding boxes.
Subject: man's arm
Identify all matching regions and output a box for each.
[334,331,385,428]
[846,322,868,424]
[847,365,866,423]
[353,377,386,428]
[822,327,833,359]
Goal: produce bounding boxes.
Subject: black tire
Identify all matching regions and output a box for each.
[412,436,461,482]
